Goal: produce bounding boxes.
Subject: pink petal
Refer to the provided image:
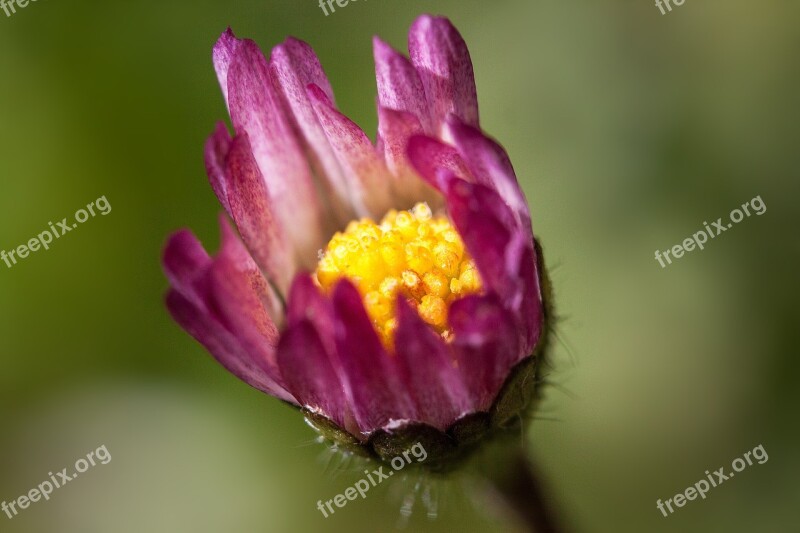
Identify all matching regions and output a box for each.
[208,217,284,358]
[331,280,417,435]
[277,319,349,428]
[212,28,242,109]
[394,299,473,429]
[167,288,296,404]
[449,295,520,411]
[227,39,323,267]
[224,134,295,294]
[376,107,440,208]
[204,121,234,219]
[270,38,356,225]
[441,173,518,303]
[446,118,532,238]
[407,134,473,191]
[408,15,479,131]
[373,37,433,133]
[163,229,211,306]
[307,84,393,218]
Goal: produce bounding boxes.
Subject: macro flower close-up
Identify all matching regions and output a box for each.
[163,15,550,476]
[4,1,795,532]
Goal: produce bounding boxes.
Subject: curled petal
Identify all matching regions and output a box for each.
[409,15,479,131]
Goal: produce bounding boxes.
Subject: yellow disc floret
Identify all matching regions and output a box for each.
[315,203,483,347]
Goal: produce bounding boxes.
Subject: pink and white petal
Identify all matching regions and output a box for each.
[331,280,417,435]
[212,28,242,109]
[394,299,473,430]
[308,84,392,218]
[204,122,234,219]
[277,319,349,428]
[224,134,295,294]
[408,15,479,131]
[227,40,324,266]
[449,294,521,411]
[269,38,355,225]
[373,37,433,133]
[446,118,532,238]
[166,288,296,404]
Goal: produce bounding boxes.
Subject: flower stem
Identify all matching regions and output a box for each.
[479,446,566,533]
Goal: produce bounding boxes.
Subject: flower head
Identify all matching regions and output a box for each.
[164,15,549,471]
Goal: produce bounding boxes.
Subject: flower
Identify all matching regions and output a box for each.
[163,15,549,471]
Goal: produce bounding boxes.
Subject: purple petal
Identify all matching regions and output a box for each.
[270,38,355,224]
[277,319,349,428]
[331,280,417,435]
[227,39,323,266]
[307,84,392,218]
[394,299,473,429]
[224,134,295,293]
[373,37,433,133]
[449,295,520,411]
[408,15,479,131]
[212,28,242,108]
[204,122,234,219]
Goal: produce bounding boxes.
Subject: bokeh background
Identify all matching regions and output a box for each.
[1,0,798,531]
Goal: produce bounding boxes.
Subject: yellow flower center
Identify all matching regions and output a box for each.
[315,203,483,347]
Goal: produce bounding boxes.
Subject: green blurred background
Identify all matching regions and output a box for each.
[1,0,798,531]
